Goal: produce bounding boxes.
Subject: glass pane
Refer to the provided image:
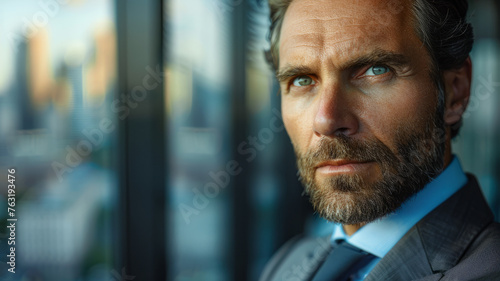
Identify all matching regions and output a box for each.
[164,1,315,280]
[0,1,117,280]
[454,0,500,219]
[165,0,232,280]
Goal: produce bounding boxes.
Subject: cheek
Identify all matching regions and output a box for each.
[282,97,313,150]
[364,81,438,144]
[282,99,298,143]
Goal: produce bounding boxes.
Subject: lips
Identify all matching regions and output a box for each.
[315,159,369,169]
[315,159,374,175]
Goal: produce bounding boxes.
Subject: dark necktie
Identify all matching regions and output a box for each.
[311,240,376,281]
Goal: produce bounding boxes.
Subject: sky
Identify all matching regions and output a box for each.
[0,0,113,94]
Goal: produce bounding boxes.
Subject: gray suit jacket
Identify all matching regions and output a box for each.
[259,175,500,281]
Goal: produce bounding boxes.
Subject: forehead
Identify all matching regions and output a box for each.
[279,0,419,68]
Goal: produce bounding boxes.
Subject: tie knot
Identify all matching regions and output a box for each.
[338,240,370,255]
[312,240,376,281]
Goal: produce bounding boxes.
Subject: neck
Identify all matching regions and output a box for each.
[443,131,452,169]
[343,223,366,236]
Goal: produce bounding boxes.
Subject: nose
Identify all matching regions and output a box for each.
[313,85,359,137]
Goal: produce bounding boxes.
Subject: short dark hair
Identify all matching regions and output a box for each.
[267,0,474,138]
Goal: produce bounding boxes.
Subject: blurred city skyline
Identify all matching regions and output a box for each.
[0,0,114,97]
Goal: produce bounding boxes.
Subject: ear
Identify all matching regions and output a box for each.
[442,57,472,126]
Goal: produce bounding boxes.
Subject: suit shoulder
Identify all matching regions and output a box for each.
[259,235,331,281]
[441,222,500,280]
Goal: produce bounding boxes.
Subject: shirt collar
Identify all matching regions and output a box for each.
[330,156,467,258]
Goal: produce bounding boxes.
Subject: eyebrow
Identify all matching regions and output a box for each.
[276,49,410,83]
[276,66,316,83]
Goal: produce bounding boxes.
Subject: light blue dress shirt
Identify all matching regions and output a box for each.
[330,156,468,280]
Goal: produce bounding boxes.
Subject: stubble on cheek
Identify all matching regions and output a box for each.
[294,118,444,224]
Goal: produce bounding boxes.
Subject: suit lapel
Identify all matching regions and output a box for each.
[261,235,333,281]
[364,226,435,281]
[366,175,494,280]
[416,175,493,272]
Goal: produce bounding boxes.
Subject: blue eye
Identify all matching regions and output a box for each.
[292,76,316,86]
[364,66,390,76]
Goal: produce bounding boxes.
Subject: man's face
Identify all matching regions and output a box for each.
[278,0,446,224]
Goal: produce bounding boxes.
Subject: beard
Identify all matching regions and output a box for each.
[295,103,446,225]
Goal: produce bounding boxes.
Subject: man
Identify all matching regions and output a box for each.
[260,0,500,280]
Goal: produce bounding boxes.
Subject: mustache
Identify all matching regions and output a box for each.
[297,135,398,167]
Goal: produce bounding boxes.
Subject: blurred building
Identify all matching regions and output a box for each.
[0,1,117,281]
[17,165,107,280]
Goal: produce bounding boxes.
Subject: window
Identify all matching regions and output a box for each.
[0,0,117,280]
